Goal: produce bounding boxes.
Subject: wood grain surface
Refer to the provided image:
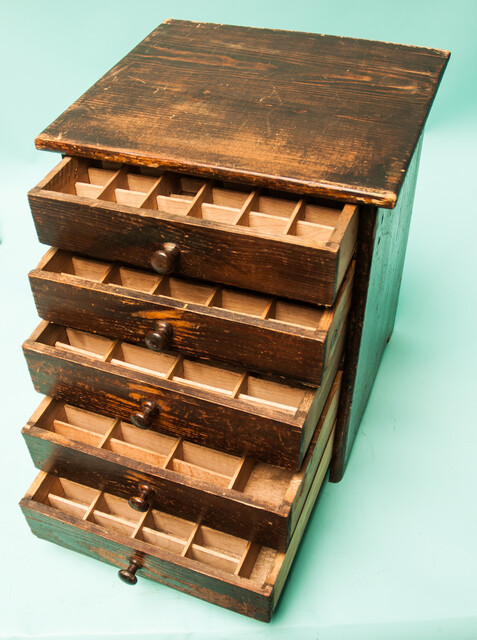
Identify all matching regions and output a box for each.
[29,253,354,384]
[35,20,449,207]
[21,429,333,621]
[22,374,339,550]
[23,320,341,470]
[330,137,422,481]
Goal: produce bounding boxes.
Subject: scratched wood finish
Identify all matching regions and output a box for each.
[23,321,345,469]
[20,431,333,622]
[35,20,449,207]
[330,138,422,481]
[22,374,340,550]
[27,157,357,306]
[21,491,271,620]
[29,249,354,384]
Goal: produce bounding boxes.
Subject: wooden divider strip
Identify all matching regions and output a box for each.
[137,175,167,209]
[233,189,260,225]
[181,522,201,557]
[235,541,262,578]
[283,198,306,235]
[228,456,256,492]
[95,166,128,202]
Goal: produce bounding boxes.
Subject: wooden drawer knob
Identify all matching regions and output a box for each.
[130,400,159,430]
[129,483,153,512]
[118,557,142,585]
[151,243,180,274]
[145,321,173,352]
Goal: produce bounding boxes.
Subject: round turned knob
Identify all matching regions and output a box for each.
[118,558,142,585]
[129,483,154,512]
[145,321,173,352]
[130,400,159,430]
[151,243,180,274]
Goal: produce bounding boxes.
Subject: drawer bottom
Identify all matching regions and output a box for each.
[20,428,334,622]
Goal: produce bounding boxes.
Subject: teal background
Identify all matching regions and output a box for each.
[1,1,476,638]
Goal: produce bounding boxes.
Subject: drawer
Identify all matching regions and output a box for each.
[20,426,334,622]
[28,156,358,306]
[29,248,354,385]
[23,373,340,551]
[23,319,345,470]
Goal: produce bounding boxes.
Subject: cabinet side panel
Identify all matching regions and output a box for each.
[330,137,422,481]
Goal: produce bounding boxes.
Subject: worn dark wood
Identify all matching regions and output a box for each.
[21,430,333,622]
[28,156,357,306]
[29,249,354,385]
[22,375,339,550]
[35,20,449,207]
[22,321,344,469]
[20,488,271,620]
[19,22,450,624]
[330,138,422,481]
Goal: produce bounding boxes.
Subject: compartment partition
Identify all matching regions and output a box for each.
[23,369,340,552]
[31,398,299,505]
[32,324,309,415]
[30,248,354,385]
[36,249,344,331]
[24,317,343,468]
[30,473,278,582]
[21,423,335,620]
[41,157,354,246]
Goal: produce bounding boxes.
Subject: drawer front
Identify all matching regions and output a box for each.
[30,249,354,385]
[28,157,358,306]
[23,374,340,550]
[20,429,334,622]
[23,320,345,469]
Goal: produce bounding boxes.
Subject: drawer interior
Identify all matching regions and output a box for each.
[35,324,310,415]
[32,400,299,508]
[32,473,277,583]
[42,157,354,248]
[38,249,335,331]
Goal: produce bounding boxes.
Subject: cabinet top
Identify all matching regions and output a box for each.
[35,20,449,208]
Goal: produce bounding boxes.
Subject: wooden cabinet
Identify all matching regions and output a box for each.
[20,19,449,621]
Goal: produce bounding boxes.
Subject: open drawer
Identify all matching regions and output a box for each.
[20,426,334,622]
[29,248,354,385]
[28,157,358,306]
[23,320,346,470]
[23,373,340,550]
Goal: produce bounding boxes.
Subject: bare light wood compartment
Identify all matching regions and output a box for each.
[21,424,334,622]
[47,160,344,243]
[23,373,340,549]
[23,318,346,469]
[28,156,358,306]
[30,248,354,385]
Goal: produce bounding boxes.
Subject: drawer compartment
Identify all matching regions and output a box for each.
[23,319,346,470]
[29,248,354,385]
[23,373,340,550]
[28,157,358,306]
[20,426,334,622]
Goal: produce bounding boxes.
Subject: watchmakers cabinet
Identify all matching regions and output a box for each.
[19,20,449,622]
